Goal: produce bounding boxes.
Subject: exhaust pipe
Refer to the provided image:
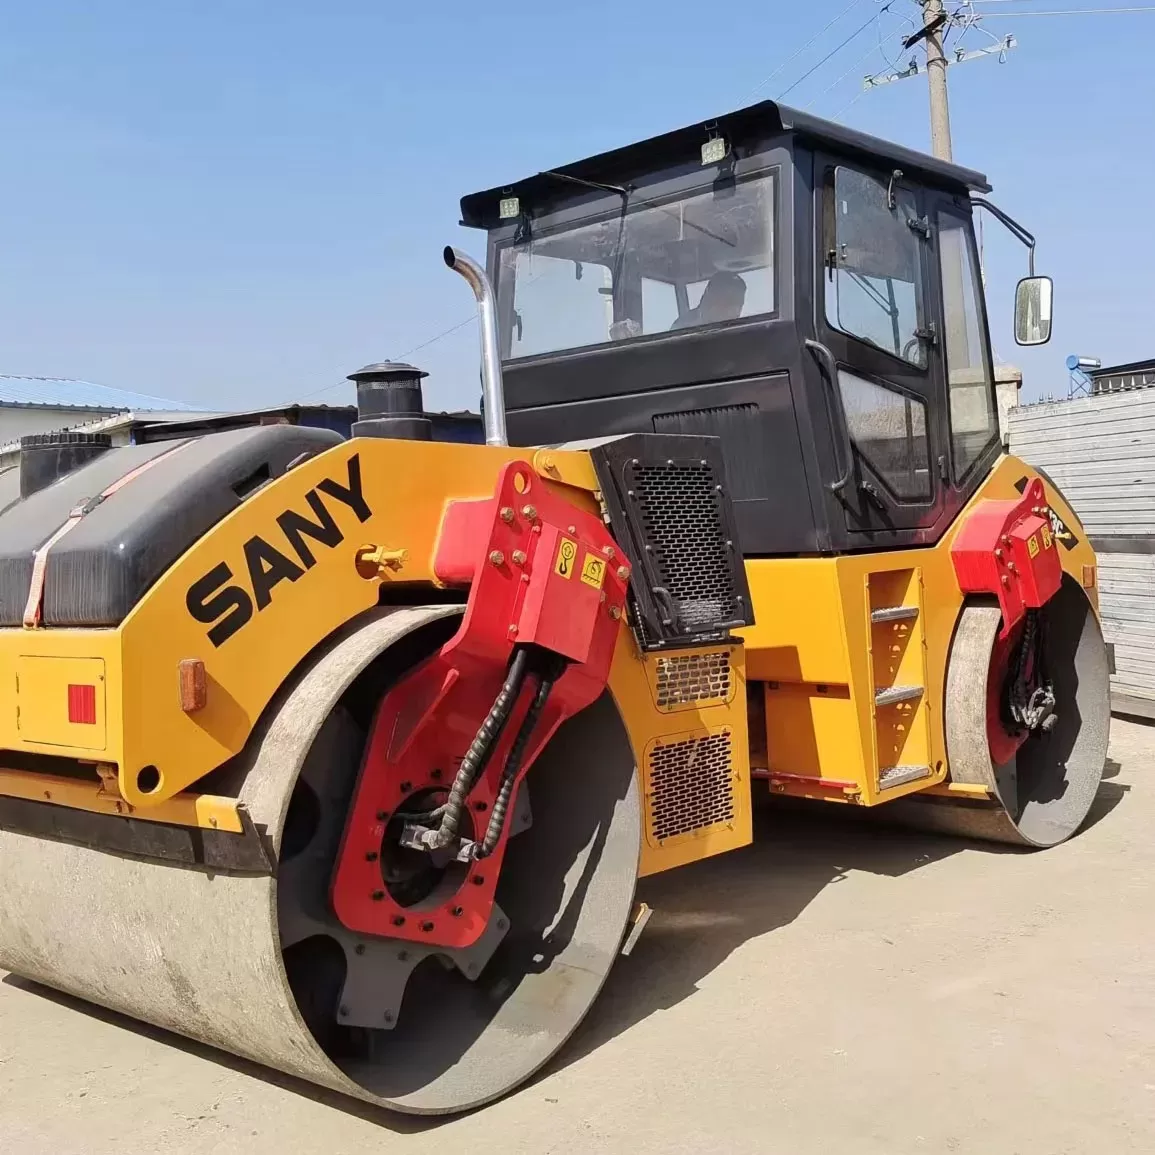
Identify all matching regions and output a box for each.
[443,246,508,447]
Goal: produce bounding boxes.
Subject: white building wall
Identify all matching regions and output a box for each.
[0,405,120,443]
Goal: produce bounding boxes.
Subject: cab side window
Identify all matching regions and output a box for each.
[938,212,998,476]
[825,167,927,369]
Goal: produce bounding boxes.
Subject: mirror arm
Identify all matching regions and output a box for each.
[971,196,1036,276]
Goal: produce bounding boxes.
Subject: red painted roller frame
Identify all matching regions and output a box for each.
[330,461,630,949]
[951,476,1063,641]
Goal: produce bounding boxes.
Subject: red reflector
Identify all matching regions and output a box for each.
[67,683,97,725]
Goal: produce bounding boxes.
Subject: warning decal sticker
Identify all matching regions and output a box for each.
[580,553,607,590]
[555,538,577,579]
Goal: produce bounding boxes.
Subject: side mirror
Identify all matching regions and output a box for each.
[1014,275,1053,346]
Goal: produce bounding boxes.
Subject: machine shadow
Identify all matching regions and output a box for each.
[1081,756,1129,831]
[550,760,1130,1077]
[551,796,970,1074]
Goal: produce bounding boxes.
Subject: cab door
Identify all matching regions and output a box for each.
[813,157,949,542]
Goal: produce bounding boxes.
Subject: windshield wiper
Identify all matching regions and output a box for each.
[538,171,629,200]
[537,170,633,309]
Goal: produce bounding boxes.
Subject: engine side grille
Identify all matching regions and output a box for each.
[646,730,736,842]
[654,650,733,710]
[590,434,753,650]
[653,403,768,503]
[630,462,739,630]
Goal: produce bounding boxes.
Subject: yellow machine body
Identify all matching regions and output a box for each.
[0,437,1095,876]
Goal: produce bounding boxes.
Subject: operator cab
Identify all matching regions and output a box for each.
[461,100,1049,556]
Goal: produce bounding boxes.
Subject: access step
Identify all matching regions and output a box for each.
[878,764,932,789]
[870,605,920,624]
[874,684,924,707]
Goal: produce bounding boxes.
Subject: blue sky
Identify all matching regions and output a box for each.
[1,0,1151,411]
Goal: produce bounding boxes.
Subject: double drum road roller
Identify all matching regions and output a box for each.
[0,101,1110,1114]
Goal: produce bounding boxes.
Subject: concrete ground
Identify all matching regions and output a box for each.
[1,718,1153,1155]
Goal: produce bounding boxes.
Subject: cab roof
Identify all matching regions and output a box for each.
[460,100,990,228]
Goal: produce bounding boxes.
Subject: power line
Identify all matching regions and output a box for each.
[833,55,894,118]
[746,0,869,99]
[779,3,896,100]
[393,315,477,360]
[975,4,1155,12]
[802,23,911,108]
[297,315,478,400]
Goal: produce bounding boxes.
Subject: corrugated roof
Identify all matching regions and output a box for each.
[0,375,199,413]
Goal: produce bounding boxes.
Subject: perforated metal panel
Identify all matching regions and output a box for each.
[591,434,753,650]
[645,730,736,842]
[630,461,740,629]
[654,650,733,710]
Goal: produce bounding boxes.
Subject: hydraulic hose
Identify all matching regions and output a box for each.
[422,647,530,849]
[476,667,558,859]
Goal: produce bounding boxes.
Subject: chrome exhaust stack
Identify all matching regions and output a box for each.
[443,246,508,447]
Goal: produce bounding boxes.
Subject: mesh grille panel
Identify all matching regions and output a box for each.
[647,731,735,841]
[630,462,739,630]
[655,651,732,710]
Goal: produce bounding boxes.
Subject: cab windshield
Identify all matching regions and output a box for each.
[497,171,776,360]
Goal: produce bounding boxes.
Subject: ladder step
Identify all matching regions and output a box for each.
[879,764,932,789]
[874,684,924,707]
[871,605,920,624]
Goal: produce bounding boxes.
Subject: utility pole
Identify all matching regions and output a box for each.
[861,5,1016,159]
[922,0,954,160]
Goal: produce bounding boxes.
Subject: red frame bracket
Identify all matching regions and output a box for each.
[330,461,629,949]
[951,476,1063,638]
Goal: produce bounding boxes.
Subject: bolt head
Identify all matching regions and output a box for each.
[372,890,386,901]
[609,605,622,620]
[616,565,629,580]
[521,504,538,519]
[383,1011,394,1024]
[604,545,615,559]
[499,505,515,523]
[489,549,505,566]
[339,1005,349,1018]
[397,949,409,961]
[355,944,366,956]
[511,549,527,565]
[1001,575,1010,586]
[508,624,518,637]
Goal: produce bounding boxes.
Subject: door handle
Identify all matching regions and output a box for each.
[804,339,853,495]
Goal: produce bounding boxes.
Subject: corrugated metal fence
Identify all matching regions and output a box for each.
[1008,389,1155,716]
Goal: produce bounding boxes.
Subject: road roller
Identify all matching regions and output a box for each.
[0,100,1110,1115]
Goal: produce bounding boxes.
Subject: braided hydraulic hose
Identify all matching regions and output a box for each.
[422,647,530,850]
[474,671,556,859]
